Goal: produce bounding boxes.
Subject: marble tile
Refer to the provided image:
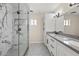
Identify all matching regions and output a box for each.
[6,46,18,56]
[26,43,50,56]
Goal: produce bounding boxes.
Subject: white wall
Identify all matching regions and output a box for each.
[29,13,44,43]
[44,13,56,32]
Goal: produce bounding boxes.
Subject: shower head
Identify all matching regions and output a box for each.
[30,10,33,13]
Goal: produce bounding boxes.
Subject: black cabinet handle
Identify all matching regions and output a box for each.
[47,39,48,44]
[51,39,54,42]
[51,51,54,56]
[50,44,54,48]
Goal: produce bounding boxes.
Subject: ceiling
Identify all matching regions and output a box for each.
[28,3,60,13]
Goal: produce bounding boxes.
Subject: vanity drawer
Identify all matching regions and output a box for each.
[50,43,56,55]
[49,38,56,47]
[46,35,56,56]
[47,43,56,56]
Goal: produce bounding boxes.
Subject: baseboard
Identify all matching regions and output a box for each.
[29,41,44,44]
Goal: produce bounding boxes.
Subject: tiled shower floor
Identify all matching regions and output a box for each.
[6,46,18,56]
[26,43,50,56]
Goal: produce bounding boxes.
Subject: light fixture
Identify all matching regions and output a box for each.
[69,3,79,7]
[56,9,64,17]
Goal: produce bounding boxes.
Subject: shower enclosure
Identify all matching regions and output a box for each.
[0,3,29,56]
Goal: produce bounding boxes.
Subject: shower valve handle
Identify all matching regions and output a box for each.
[18,28,21,31]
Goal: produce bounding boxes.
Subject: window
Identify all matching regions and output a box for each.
[64,19,70,26]
[30,19,37,26]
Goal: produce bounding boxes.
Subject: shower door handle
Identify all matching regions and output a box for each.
[17,28,22,35]
[18,28,21,31]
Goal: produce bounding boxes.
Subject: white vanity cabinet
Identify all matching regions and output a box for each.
[46,34,79,56]
[46,34,56,56]
[56,41,79,56]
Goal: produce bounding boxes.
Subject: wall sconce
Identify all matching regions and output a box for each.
[69,3,79,7]
[55,9,64,18]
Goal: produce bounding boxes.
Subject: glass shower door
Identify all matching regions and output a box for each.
[18,3,29,56]
[10,3,29,56]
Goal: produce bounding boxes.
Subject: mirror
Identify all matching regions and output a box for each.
[64,7,79,36]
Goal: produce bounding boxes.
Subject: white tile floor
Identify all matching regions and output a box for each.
[26,43,50,56]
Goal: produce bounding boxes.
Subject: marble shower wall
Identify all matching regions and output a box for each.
[0,3,13,56]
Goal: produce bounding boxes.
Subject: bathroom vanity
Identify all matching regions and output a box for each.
[45,32,79,56]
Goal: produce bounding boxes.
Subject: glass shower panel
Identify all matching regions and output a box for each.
[18,3,29,56]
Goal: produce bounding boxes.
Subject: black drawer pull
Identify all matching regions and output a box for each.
[51,51,54,56]
[50,44,54,48]
[51,39,54,42]
[47,39,48,44]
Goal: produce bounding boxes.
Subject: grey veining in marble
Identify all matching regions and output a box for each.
[6,46,18,56]
[25,43,50,56]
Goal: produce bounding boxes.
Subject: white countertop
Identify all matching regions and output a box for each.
[47,33,79,54]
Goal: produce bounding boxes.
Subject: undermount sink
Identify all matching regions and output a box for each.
[62,37,79,48]
[63,38,72,41]
[68,41,79,47]
[64,40,79,48]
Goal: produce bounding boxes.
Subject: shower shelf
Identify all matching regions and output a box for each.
[14,19,25,20]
